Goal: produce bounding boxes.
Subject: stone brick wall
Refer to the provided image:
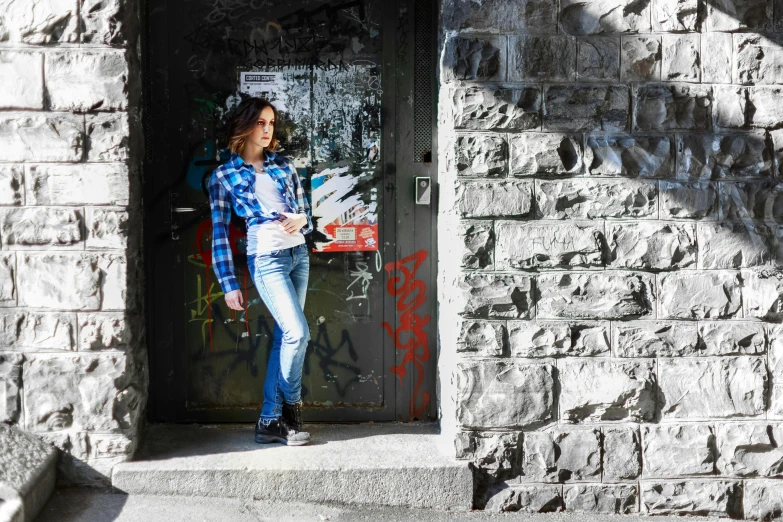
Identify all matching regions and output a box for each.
[0,1,146,485]
[438,0,783,517]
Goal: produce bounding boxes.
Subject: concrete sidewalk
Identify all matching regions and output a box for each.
[37,489,728,522]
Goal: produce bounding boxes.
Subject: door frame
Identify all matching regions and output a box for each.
[139,0,438,423]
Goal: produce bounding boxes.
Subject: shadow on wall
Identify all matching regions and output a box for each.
[440,0,783,515]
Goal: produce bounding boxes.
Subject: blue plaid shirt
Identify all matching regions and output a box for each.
[208,150,312,293]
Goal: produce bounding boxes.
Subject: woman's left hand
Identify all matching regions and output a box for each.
[278,212,307,234]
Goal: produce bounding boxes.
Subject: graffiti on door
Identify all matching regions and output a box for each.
[381,250,431,419]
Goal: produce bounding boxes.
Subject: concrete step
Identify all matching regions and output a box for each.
[0,424,57,522]
[112,423,473,511]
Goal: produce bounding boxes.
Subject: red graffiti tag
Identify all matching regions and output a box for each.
[381,250,431,419]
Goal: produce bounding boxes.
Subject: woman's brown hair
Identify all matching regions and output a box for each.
[226,97,279,154]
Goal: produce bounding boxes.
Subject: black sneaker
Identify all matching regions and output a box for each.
[254,417,310,446]
[282,401,304,432]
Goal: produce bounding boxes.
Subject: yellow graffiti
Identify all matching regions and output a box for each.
[188,273,224,348]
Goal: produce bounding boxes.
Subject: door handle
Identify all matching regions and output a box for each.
[172,207,198,213]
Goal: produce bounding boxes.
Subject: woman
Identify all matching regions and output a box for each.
[208,97,312,446]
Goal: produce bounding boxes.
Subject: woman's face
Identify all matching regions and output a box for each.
[250,106,275,149]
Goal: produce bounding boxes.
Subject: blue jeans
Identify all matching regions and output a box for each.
[247,243,310,422]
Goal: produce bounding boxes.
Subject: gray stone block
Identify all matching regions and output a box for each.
[22,353,144,432]
[706,0,772,31]
[677,133,771,179]
[509,133,583,176]
[713,85,747,129]
[577,37,620,81]
[620,36,661,82]
[654,0,700,31]
[0,165,23,206]
[442,35,504,82]
[720,181,783,221]
[442,0,557,33]
[537,272,654,320]
[0,311,76,352]
[771,326,783,380]
[455,320,505,356]
[659,181,718,219]
[634,84,711,131]
[771,128,783,177]
[603,426,641,481]
[453,135,507,177]
[26,164,130,205]
[744,271,783,320]
[659,357,767,419]
[0,51,43,110]
[702,33,732,84]
[79,312,134,351]
[544,85,629,132]
[80,0,131,45]
[586,135,673,177]
[456,273,533,319]
[453,86,541,131]
[17,254,101,310]
[659,272,741,319]
[778,0,783,30]
[37,430,136,486]
[0,353,22,424]
[559,359,657,423]
[698,222,782,269]
[559,0,652,34]
[455,360,554,428]
[86,112,129,162]
[86,207,129,250]
[716,423,783,477]
[0,0,79,44]
[643,425,715,478]
[748,86,783,128]
[484,484,563,513]
[614,321,699,357]
[522,428,601,482]
[509,35,576,81]
[744,480,783,520]
[641,480,742,516]
[607,222,696,270]
[662,34,699,82]
[45,51,128,112]
[455,431,521,477]
[508,321,609,358]
[17,253,130,311]
[773,385,783,419]
[564,484,638,514]
[0,113,83,162]
[698,322,766,355]
[735,33,783,84]
[0,207,83,249]
[455,180,533,218]
[0,424,57,522]
[495,222,603,270]
[537,179,657,219]
[0,253,16,307]
[454,221,494,269]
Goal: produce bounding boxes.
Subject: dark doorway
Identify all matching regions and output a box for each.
[141,0,438,423]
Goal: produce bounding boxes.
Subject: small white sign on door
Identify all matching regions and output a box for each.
[239,71,287,111]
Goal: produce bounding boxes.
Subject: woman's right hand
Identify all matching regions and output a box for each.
[224,289,244,310]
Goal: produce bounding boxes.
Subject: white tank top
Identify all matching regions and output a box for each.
[246,167,306,255]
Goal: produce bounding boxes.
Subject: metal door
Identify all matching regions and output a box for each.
[141,0,437,422]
